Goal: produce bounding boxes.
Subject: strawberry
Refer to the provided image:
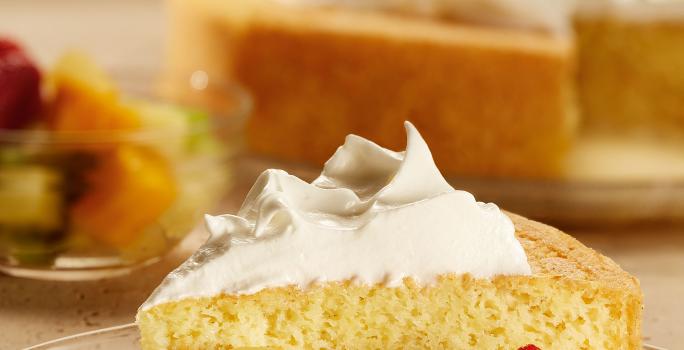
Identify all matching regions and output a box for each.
[0,38,42,129]
[0,39,21,53]
[517,345,541,350]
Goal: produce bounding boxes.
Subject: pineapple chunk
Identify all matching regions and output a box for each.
[127,100,188,157]
[0,166,63,231]
[47,52,140,131]
[70,146,176,247]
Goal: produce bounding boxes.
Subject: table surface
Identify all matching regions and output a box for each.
[1,1,684,349]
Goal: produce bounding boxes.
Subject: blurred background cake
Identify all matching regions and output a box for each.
[166,0,578,178]
[166,0,684,182]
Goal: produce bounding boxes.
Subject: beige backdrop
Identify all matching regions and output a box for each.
[0,0,683,348]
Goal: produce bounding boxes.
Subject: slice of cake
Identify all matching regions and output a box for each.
[576,1,684,135]
[165,0,577,178]
[137,122,642,349]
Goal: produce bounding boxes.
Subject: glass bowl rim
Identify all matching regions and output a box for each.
[0,72,252,145]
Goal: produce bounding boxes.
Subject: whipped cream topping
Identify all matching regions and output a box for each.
[140,122,531,310]
[277,0,684,32]
[276,0,575,34]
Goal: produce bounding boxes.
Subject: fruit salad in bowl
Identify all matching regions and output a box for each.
[0,38,251,280]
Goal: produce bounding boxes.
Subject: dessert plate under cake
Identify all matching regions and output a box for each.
[22,323,668,350]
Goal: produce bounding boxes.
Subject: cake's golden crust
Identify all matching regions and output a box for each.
[511,213,642,349]
[509,212,640,293]
[138,213,642,349]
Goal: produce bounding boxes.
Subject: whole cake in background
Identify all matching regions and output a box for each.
[166,0,578,178]
[137,122,642,349]
[165,0,684,179]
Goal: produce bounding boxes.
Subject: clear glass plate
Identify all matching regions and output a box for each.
[25,324,140,350]
[23,323,667,350]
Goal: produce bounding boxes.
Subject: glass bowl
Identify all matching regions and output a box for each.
[0,71,251,280]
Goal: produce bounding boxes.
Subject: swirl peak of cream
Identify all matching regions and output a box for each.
[140,122,531,310]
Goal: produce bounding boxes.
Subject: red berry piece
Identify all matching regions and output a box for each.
[518,345,541,350]
[0,39,21,53]
[0,37,42,129]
